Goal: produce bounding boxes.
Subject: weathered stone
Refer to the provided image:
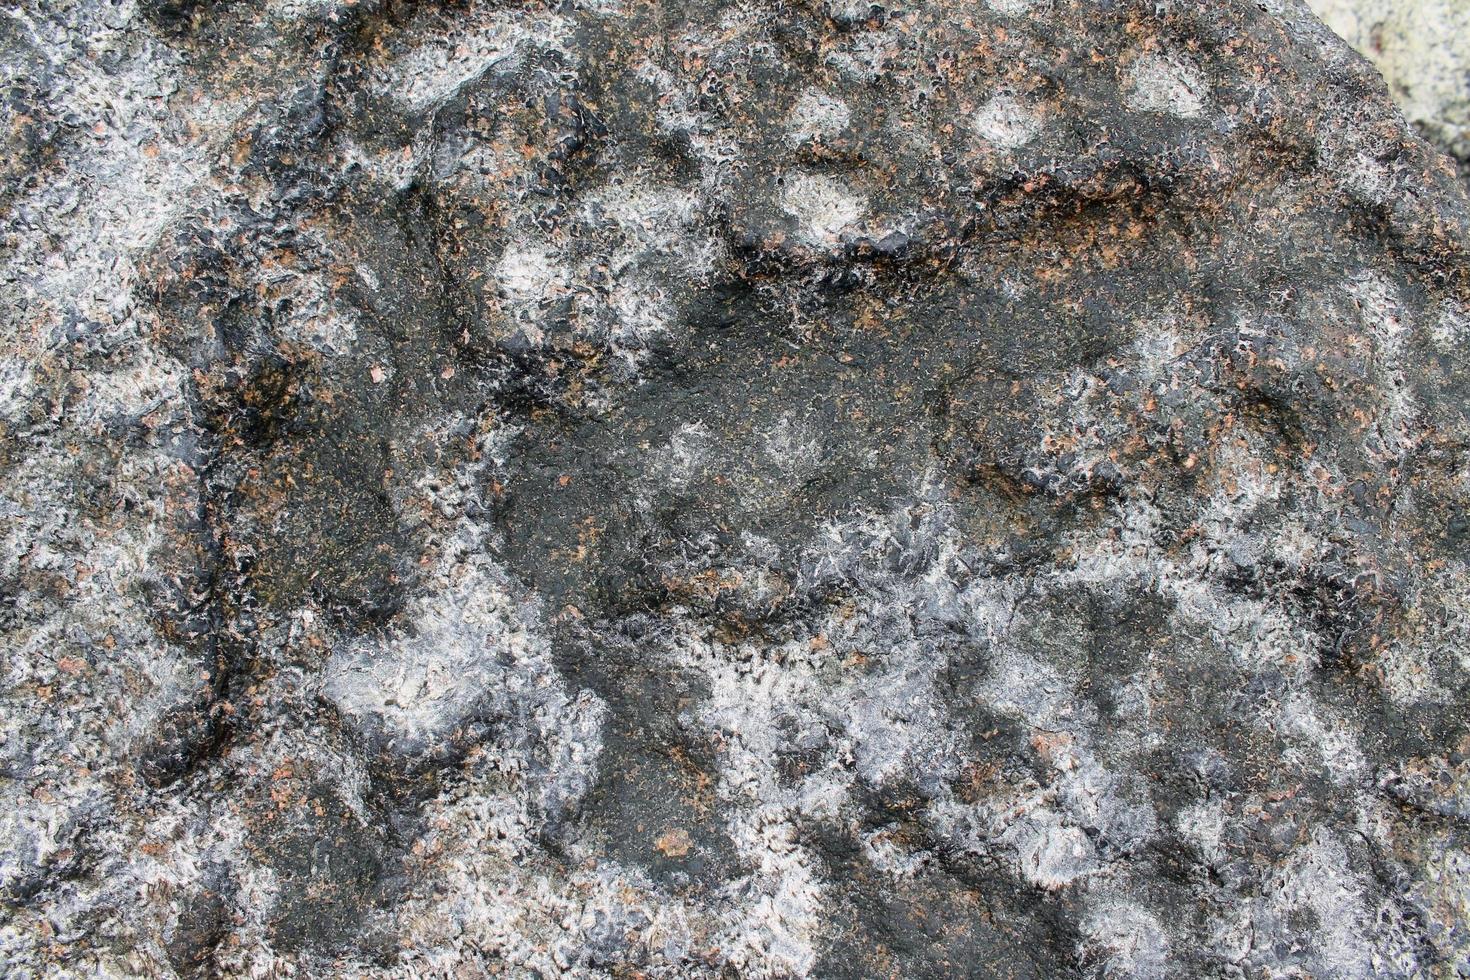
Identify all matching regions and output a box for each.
[1310,0,1470,178]
[2,0,1470,976]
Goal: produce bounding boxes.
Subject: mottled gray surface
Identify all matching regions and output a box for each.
[1309,0,1470,177]
[3,0,1470,976]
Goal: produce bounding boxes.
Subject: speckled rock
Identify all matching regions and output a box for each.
[3,0,1470,976]
[1309,0,1470,178]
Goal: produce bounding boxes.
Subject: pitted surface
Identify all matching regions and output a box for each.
[3,0,1470,976]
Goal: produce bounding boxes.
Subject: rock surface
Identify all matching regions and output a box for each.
[1309,0,1470,179]
[3,0,1470,976]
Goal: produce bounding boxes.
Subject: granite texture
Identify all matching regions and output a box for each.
[1308,0,1470,179]
[3,0,1470,976]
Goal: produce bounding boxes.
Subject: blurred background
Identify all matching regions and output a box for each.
[1310,0,1470,181]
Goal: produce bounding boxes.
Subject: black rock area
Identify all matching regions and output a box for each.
[3,0,1470,976]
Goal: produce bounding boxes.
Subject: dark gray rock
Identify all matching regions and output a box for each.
[3,0,1470,975]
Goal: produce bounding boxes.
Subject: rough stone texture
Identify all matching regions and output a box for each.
[3,0,1470,976]
[1308,0,1470,180]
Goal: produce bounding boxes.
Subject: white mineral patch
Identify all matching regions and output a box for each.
[1006,813,1100,890]
[585,178,722,335]
[672,633,832,976]
[0,355,33,427]
[636,60,702,140]
[979,647,1080,730]
[781,173,867,242]
[375,11,571,112]
[1126,52,1210,119]
[786,88,851,144]
[495,243,571,310]
[322,556,536,747]
[70,346,188,426]
[267,260,363,355]
[646,421,714,491]
[1176,799,1228,867]
[844,659,961,792]
[714,802,825,977]
[1432,300,1470,350]
[824,27,906,83]
[1332,140,1399,205]
[1345,270,1410,352]
[1078,897,1171,980]
[589,183,704,256]
[861,825,931,879]
[1267,829,1377,976]
[761,415,827,482]
[972,93,1043,149]
[607,279,674,352]
[985,0,1037,13]
[1279,694,1368,787]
